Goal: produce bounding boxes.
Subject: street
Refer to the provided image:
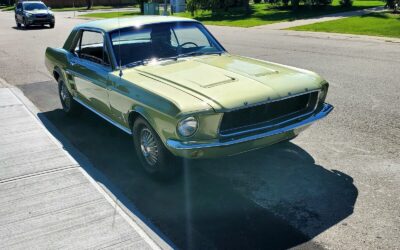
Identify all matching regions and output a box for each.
[0,10,399,249]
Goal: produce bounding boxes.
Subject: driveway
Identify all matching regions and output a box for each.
[0,10,399,249]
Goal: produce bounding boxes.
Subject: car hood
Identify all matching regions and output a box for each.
[134,54,324,111]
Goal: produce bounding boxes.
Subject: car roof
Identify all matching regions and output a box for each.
[20,1,45,3]
[76,15,198,33]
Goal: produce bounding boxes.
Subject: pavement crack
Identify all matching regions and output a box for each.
[0,165,79,184]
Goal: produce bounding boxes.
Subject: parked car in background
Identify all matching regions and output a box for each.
[15,1,55,29]
[45,16,333,179]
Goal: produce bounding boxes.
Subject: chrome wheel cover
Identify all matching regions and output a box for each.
[60,82,70,109]
[140,128,159,166]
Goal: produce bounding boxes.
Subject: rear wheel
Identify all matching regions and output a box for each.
[133,117,181,180]
[58,78,80,115]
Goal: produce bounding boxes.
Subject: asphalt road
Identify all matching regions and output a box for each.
[0,10,399,249]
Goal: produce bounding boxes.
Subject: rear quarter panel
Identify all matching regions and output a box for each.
[45,47,69,81]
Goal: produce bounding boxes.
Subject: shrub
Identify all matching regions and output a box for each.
[339,0,353,7]
[254,0,262,3]
[304,0,333,6]
[316,0,333,5]
[186,0,199,15]
[385,0,400,10]
[291,0,300,9]
[264,0,281,4]
[265,0,332,7]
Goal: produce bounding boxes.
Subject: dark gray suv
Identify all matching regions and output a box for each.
[15,1,55,29]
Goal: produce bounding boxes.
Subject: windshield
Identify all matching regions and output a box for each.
[110,22,225,68]
[24,2,47,11]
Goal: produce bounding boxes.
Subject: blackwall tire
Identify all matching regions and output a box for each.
[133,117,181,180]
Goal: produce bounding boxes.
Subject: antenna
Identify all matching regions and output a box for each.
[118,0,123,78]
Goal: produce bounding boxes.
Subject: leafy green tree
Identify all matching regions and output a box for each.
[86,0,93,10]
[291,0,300,9]
[339,0,353,7]
[386,0,399,10]
[138,0,148,14]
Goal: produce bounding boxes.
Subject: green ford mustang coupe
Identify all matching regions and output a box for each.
[45,16,333,178]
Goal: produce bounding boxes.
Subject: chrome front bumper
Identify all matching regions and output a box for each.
[166,103,333,158]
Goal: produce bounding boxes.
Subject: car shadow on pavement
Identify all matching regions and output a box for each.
[12,26,51,31]
[39,107,358,250]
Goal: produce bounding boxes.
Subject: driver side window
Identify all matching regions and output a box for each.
[74,30,110,67]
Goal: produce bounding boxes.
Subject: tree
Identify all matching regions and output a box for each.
[86,0,93,10]
[243,0,250,13]
[339,0,353,7]
[386,0,400,11]
[291,0,299,10]
[139,0,148,14]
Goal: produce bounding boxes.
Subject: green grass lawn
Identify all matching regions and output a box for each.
[175,0,385,27]
[80,11,141,18]
[52,5,137,12]
[289,12,400,38]
[78,0,384,27]
[0,5,15,11]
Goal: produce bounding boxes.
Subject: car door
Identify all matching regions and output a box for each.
[66,29,112,117]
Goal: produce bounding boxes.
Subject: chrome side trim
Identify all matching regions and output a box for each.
[73,97,132,135]
[167,103,333,150]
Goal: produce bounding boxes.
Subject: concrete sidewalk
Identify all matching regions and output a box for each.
[254,6,384,30]
[0,83,169,249]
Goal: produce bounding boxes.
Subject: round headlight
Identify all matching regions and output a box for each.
[177,117,198,137]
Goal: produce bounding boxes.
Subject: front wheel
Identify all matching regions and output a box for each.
[16,20,21,28]
[49,22,55,28]
[23,18,29,29]
[133,117,181,179]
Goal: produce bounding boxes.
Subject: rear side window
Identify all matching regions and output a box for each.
[74,30,110,67]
